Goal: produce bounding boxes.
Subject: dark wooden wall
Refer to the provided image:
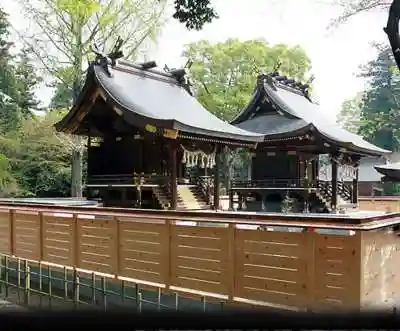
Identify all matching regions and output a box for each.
[88,136,174,177]
[252,152,299,181]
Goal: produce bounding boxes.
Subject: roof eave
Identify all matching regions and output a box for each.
[313,128,391,158]
[54,65,97,133]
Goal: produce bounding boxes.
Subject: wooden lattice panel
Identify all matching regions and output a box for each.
[14,212,40,261]
[77,218,118,274]
[0,211,10,255]
[313,232,361,310]
[42,214,74,266]
[119,219,168,284]
[235,229,309,307]
[170,225,229,294]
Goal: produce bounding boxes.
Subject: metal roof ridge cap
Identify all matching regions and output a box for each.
[117,59,175,80]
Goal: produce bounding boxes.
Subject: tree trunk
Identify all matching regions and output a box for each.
[71,149,83,198]
[70,23,84,198]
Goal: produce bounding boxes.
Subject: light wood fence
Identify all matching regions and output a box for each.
[0,205,399,311]
[358,197,400,212]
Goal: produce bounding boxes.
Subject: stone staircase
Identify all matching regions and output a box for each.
[152,185,210,210]
[176,185,210,210]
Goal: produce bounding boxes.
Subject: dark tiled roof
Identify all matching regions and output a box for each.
[57,59,264,144]
[231,74,391,156]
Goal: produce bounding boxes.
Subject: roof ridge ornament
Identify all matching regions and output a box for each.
[91,37,124,78]
[165,63,194,96]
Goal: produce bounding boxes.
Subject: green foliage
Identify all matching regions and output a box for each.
[356,46,400,151]
[172,0,218,30]
[7,111,72,197]
[17,0,168,197]
[0,153,18,197]
[0,8,42,131]
[337,92,364,133]
[183,38,312,121]
[183,38,312,189]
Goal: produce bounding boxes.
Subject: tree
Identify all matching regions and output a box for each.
[183,38,312,121]
[171,0,218,30]
[182,38,312,189]
[0,7,20,131]
[337,92,364,133]
[8,111,73,197]
[13,48,43,116]
[357,46,400,150]
[17,0,169,197]
[0,7,42,131]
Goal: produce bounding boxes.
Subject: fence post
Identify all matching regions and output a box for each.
[228,223,236,302]
[73,269,80,309]
[9,210,15,256]
[39,212,44,260]
[23,260,30,305]
[4,256,8,297]
[114,216,120,276]
[305,230,316,312]
[72,213,79,267]
[166,219,172,290]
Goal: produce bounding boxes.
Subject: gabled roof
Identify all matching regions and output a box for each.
[55,58,264,145]
[231,74,391,157]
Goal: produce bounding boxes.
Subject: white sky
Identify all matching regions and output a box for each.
[3,0,388,122]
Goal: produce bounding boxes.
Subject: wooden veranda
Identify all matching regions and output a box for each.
[0,202,398,311]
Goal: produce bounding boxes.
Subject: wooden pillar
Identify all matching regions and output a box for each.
[170,143,178,210]
[229,190,234,210]
[352,166,359,205]
[331,156,338,210]
[213,144,221,210]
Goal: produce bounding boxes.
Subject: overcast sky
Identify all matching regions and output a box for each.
[3,0,388,121]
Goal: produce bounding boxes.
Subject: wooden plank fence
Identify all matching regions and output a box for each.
[0,205,398,311]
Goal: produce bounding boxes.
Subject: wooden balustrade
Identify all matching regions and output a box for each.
[0,203,399,311]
